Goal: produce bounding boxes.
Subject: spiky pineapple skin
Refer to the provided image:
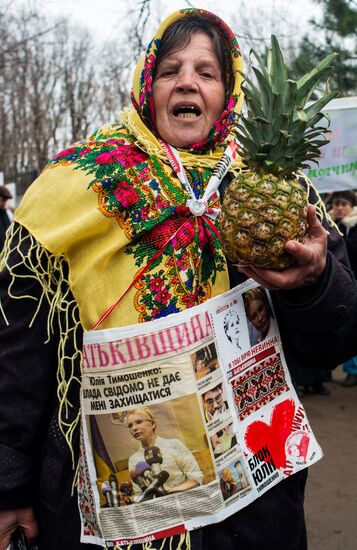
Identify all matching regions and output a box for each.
[220,172,308,270]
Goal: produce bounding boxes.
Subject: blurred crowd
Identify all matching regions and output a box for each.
[295,188,357,396]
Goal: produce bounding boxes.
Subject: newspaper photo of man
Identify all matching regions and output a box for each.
[201,383,228,423]
[127,407,203,501]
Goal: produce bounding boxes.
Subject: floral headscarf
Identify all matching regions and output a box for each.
[131,8,244,153]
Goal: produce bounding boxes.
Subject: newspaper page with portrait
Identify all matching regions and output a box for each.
[78,279,322,547]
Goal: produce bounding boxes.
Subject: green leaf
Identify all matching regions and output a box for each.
[296,109,308,122]
[296,53,338,105]
[269,35,288,93]
[305,90,339,123]
[250,48,271,85]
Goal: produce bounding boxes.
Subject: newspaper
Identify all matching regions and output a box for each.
[78,279,322,547]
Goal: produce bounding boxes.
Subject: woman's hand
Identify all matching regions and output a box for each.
[0,507,38,550]
[238,205,328,290]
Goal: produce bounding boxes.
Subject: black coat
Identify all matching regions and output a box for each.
[1,213,357,549]
[335,209,357,279]
[0,208,10,251]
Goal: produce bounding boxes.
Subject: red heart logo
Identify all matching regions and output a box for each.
[244,399,295,469]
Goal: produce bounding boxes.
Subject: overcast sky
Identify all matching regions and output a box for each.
[26,0,321,46]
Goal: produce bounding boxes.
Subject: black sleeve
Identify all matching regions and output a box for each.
[343,226,357,279]
[0,224,59,509]
[272,225,357,370]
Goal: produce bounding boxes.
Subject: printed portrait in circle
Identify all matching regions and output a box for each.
[242,286,276,347]
[223,309,242,350]
[286,431,310,462]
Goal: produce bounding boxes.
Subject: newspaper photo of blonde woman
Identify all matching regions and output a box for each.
[243,287,275,347]
[127,407,203,500]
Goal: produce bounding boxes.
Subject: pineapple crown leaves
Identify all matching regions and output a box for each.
[236,34,339,175]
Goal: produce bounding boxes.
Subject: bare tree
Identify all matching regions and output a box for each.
[0,2,132,196]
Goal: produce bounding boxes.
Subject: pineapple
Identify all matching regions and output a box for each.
[220,35,338,270]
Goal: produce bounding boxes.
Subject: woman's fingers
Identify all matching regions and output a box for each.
[237,205,328,290]
[0,508,39,550]
[19,507,39,542]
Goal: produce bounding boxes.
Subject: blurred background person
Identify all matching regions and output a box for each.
[0,186,13,251]
[329,190,357,387]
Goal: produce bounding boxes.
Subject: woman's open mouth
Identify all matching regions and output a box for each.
[173,105,201,119]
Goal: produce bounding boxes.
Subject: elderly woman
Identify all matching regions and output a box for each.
[0,7,357,550]
[127,407,202,497]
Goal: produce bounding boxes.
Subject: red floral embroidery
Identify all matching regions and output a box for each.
[198,218,214,253]
[155,288,172,304]
[96,144,146,167]
[114,181,140,207]
[54,147,77,159]
[150,277,164,292]
[146,218,182,248]
[172,220,195,250]
[181,293,197,307]
[176,252,189,271]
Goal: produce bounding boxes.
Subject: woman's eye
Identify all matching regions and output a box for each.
[199,68,218,78]
[159,68,176,77]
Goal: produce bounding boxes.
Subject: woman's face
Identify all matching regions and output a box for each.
[152,32,225,148]
[127,413,155,445]
[332,198,352,220]
[226,314,240,341]
[247,298,270,338]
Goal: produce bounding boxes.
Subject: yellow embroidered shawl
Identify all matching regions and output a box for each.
[11,8,244,333]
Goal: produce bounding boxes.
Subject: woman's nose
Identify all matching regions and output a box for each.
[176,69,198,91]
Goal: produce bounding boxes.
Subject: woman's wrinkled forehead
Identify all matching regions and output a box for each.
[131,8,243,127]
[153,21,233,95]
